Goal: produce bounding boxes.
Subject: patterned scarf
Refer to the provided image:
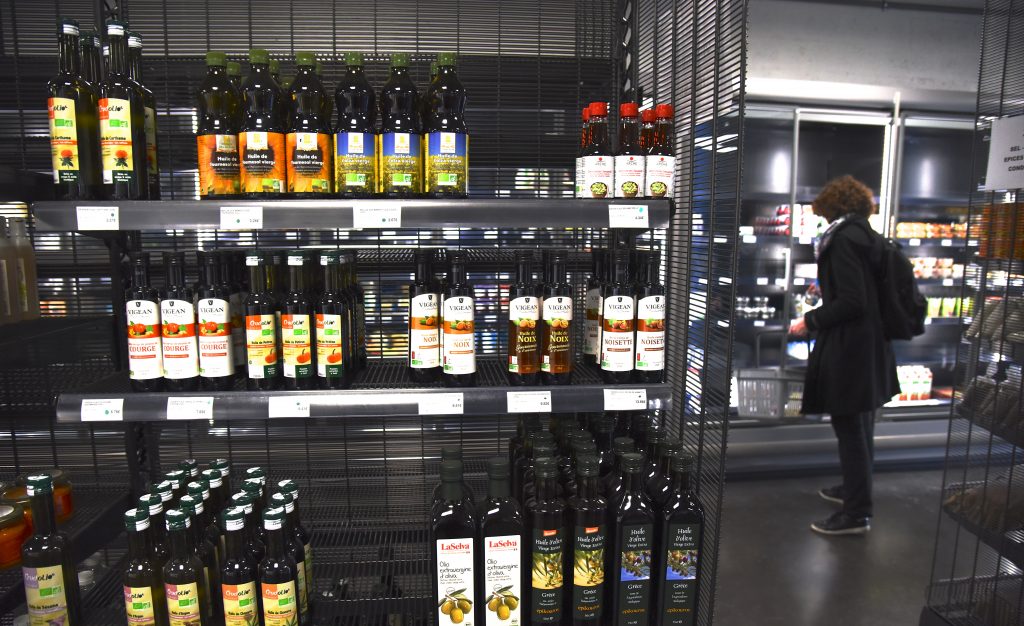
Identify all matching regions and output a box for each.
[815,213,855,260]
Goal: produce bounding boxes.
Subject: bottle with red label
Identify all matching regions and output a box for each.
[161,251,200,392]
[126,252,163,392]
[614,102,645,199]
[580,102,613,199]
[197,251,236,391]
[240,48,287,198]
[634,251,666,383]
[99,19,148,200]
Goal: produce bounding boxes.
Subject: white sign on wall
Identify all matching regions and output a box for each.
[985,114,1024,191]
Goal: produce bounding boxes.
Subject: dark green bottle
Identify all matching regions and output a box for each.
[646,437,683,505]
[423,52,469,198]
[282,251,314,389]
[162,509,209,625]
[569,456,608,624]
[277,479,314,606]
[138,493,170,571]
[49,18,102,200]
[270,492,311,624]
[219,507,261,626]
[186,480,222,565]
[317,252,349,389]
[20,474,83,625]
[287,51,332,196]
[240,48,287,197]
[127,30,160,198]
[526,458,567,624]
[179,494,221,622]
[334,51,377,198]
[230,491,266,565]
[259,507,303,626]
[609,453,655,625]
[431,460,477,625]
[123,507,169,626]
[655,451,704,625]
[79,30,103,87]
[244,252,280,390]
[379,52,422,197]
[99,19,148,199]
[477,457,525,624]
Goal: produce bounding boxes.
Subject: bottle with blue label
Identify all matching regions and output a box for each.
[423,52,468,198]
[333,52,377,198]
[378,52,422,197]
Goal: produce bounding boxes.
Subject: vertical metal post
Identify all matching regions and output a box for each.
[782,108,800,368]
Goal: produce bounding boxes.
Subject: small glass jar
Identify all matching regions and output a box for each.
[0,503,27,568]
[14,468,74,523]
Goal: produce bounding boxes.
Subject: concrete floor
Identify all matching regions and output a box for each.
[715,470,946,626]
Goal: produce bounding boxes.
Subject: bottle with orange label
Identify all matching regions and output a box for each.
[127,31,160,199]
[123,507,169,626]
[197,251,236,391]
[48,18,102,200]
[441,251,476,387]
[244,252,280,391]
[281,251,314,390]
[196,52,242,198]
[287,52,332,196]
[259,507,303,626]
[161,252,200,392]
[316,252,349,389]
[127,252,163,392]
[99,19,148,200]
[240,48,287,197]
[409,249,441,383]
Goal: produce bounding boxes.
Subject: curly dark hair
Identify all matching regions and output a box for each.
[812,175,876,222]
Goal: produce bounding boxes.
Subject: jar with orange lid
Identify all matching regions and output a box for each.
[0,502,27,568]
[14,468,74,523]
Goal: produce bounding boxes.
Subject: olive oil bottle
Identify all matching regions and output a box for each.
[441,251,476,387]
[526,458,567,624]
[580,102,613,199]
[282,251,314,389]
[645,437,683,505]
[600,250,635,384]
[127,31,160,198]
[509,414,542,471]
[431,447,476,514]
[334,52,377,197]
[99,20,148,200]
[541,249,573,385]
[583,251,603,366]
[196,52,242,198]
[126,252,164,392]
[569,456,608,624]
[431,460,477,626]
[197,251,236,390]
[591,415,617,479]
[379,52,422,197]
[220,507,261,626]
[645,104,676,198]
[609,453,655,626]
[161,252,200,392]
[124,507,169,626]
[613,103,645,199]
[244,252,280,390]
[277,479,314,605]
[423,52,469,197]
[163,509,209,626]
[240,48,287,197]
[409,249,441,383]
[601,437,635,501]
[21,474,82,625]
[48,18,102,200]
[270,491,310,624]
[655,451,703,625]
[287,52,332,195]
[259,507,303,626]
[316,252,348,388]
[477,457,524,625]
[508,250,540,386]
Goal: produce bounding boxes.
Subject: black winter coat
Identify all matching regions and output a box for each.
[801,215,899,415]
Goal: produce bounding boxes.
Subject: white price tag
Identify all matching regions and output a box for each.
[76,205,119,230]
[756,277,769,286]
[943,278,954,287]
[941,239,953,247]
[418,393,464,415]
[754,320,766,327]
[909,238,922,247]
[742,235,757,244]
[352,202,402,229]
[81,398,124,421]
[507,391,552,414]
[603,388,647,411]
[220,205,263,230]
[268,396,311,418]
[608,204,650,229]
[166,396,214,420]
[793,278,806,286]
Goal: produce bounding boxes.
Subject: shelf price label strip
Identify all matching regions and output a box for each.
[352,201,402,229]
[603,388,648,411]
[166,397,214,420]
[507,390,552,413]
[418,392,464,415]
[608,204,650,229]
[220,205,264,230]
[76,205,119,230]
[80,398,124,421]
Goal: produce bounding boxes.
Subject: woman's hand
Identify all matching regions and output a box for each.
[790,317,808,338]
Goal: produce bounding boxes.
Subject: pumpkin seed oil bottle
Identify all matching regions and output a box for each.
[196,52,242,198]
[432,460,477,626]
[259,507,303,626]
[240,48,287,197]
[508,250,540,386]
[379,52,422,196]
[21,474,82,626]
[197,251,236,390]
[99,20,148,200]
[423,52,469,197]
[126,252,164,392]
[613,103,644,200]
[244,252,280,390]
[162,509,209,626]
[220,507,261,626]
[477,457,524,625]
[409,249,441,383]
[645,104,675,198]
[580,102,613,199]
[287,52,332,195]
[541,249,573,385]
[127,31,160,198]
[334,52,377,197]
[161,251,200,392]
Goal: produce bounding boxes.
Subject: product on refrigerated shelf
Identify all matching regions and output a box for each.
[895,221,968,240]
[892,365,933,402]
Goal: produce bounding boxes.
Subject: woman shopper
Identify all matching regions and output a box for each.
[789,175,899,536]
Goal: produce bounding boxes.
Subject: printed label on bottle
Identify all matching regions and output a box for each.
[240,131,286,194]
[601,296,635,372]
[542,296,573,374]
[575,155,583,198]
[615,523,653,626]
[16,258,29,313]
[425,131,468,194]
[410,293,440,369]
[165,582,201,626]
[436,538,475,626]
[635,295,666,371]
[197,134,241,196]
[124,585,158,625]
[316,313,344,378]
[660,523,700,626]
[127,299,163,380]
[282,313,313,378]
[198,297,235,378]
[161,299,199,379]
[48,97,80,184]
[144,106,158,181]
[100,97,135,185]
[24,565,70,625]
[508,296,540,374]
[483,534,522,626]
[582,155,614,199]
[287,131,331,193]
[530,528,564,623]
[442,296,475,375]
[335,131,376,191]
[245,314,278,379]
[645,155,676,198]
[584,288,602,356]
[261,580,297,626]
[573,525,606,621]
[222,581,258,624]
[613,154,645,199]
[379,131,422,193]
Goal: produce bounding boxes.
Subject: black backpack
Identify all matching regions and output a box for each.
[876,238,927,340]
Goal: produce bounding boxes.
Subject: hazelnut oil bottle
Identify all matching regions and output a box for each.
[634,251,666,383]
[600,250,635,384]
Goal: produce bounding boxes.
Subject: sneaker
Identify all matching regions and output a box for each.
[811,511,870,536]
[819,485,844,504]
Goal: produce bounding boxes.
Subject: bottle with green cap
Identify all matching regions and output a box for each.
[240,48,287,197]
[287,52,332,196]
[378,52,422,197]
[49,18,102,201]
[259,506,302,626]
[477,457,524,624]
[654,450,702,624]
[196,50,242,197]
[21,474,83,624]
[179,494,221,622]
[139,493,171,569]
[333,51,377,197]
[269,59,282,85]
[186,480,221,556]
[431,460,477,626]
[219,506,260,625]
[162,508,210,626]
[423,51,468,198]
[526,457,567,623]
[165,469,187,503]
[276,479,313,596]
[243,251,281,390]
[99,19,149,200]
[79,30,103,86]
[230,491,266,564]
[270,492,310,623]
[226,61,242,89]
[123,507,169,626]
[609,452,655,623]
[127,31,160,198]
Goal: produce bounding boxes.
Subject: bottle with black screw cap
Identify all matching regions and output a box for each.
[219,506,261,626]
[431,460,478,625]
[512,430,552,504]
[655,450,704,625]
[477,457,525,624]
[431,446,476,516]
[591,415,617,479]
[259,506,303,626]
[509,413,542,470]
[609,453,655,625]
[569,456,608,624]
[521,441,564,507]
[526,457,567,624]
[162,508,209,626]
